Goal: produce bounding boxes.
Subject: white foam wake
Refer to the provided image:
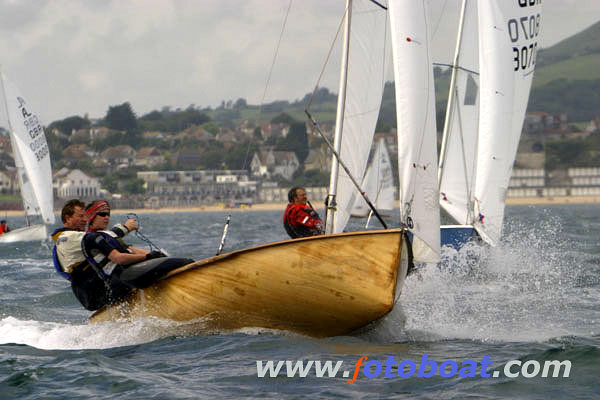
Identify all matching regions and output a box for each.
[0,316,199,350]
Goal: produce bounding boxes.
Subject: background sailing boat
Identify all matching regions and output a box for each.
[438,0,543,247]
[0,70,55,243]
[350,137,395,219]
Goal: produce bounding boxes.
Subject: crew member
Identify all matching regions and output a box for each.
[283,186,324,239]
[81,200,164,305]
[51,199,138,310]
[0,220,9,235]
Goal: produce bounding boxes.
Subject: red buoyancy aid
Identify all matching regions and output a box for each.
[283,203,324,239]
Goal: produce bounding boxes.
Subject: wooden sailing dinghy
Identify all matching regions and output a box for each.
[91,229,405,338]
[90,0,441,338]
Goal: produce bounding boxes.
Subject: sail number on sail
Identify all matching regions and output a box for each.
[508,0,542,72]
[18,97,49,162]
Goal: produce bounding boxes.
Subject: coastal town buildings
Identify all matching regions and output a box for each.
[1,107,600,211]
[137,170,258,208]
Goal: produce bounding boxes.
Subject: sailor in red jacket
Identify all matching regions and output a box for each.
[0,220,10,235]
[283,187,324,239]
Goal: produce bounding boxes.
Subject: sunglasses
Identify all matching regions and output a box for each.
[96,212,110,217]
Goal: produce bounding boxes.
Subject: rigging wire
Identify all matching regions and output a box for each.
[301,3,347,184]
[241,0,293,172]
[258,0,293,117]
[430,0,450,41]
[305,4,348,112]
[126,213,164,253]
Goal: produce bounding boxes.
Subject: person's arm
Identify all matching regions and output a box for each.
[292,207,322,229]
[84,232,147,267]
[107,249,147,266]
[127,246,150,255]
[110,219,138,237]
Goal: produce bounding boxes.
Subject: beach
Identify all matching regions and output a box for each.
[2,196,600,217]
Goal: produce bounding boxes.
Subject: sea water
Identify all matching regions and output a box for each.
[0,204,598,398]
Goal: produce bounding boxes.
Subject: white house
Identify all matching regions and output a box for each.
[53,168,101,199]
[272,151,300,180]
[250,149,299,180]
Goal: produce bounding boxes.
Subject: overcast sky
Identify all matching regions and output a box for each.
[0,0,598,124]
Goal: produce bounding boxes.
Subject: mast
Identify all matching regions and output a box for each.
[437,0,469,186]
[325,0,352,235]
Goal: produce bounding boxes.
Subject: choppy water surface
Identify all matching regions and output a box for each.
[0,205,598,398]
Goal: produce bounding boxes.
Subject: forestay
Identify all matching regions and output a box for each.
[474,0,542,245]
[388,0,440,262]
[1,72,55,225]
[329,0,389,234]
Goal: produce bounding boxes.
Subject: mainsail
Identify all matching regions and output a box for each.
[389,0,440,262]
[474,0,542,245]
[351,137,395,217]
[1,71,55,225]
[327,0,389,234]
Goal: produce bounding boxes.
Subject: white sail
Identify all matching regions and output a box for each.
[329,0,388,233]
[11,137,39,217]
[474,0,542,245]
[351,137,395,217]
[389,0,440,262]
[438,0,480,226]
[1,71,55,225]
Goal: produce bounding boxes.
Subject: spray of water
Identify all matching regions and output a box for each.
[391,213,595,343]
[0,315,219,350]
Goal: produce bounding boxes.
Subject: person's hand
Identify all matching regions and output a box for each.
[145,250,165,260]
[315,221,324,234]
[124,219,138,231]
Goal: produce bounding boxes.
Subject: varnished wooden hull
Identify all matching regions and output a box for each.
[91,229,406,337]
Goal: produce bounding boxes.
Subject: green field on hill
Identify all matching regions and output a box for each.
[533,53,600,88]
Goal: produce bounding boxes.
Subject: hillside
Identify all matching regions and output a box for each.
[44,19,600,133]
[536,20,600,68]
[532,53,600,88]
[528,20,600,121]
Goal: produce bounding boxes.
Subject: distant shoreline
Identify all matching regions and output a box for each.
[1,196,599,218]
[505,195,600,206]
